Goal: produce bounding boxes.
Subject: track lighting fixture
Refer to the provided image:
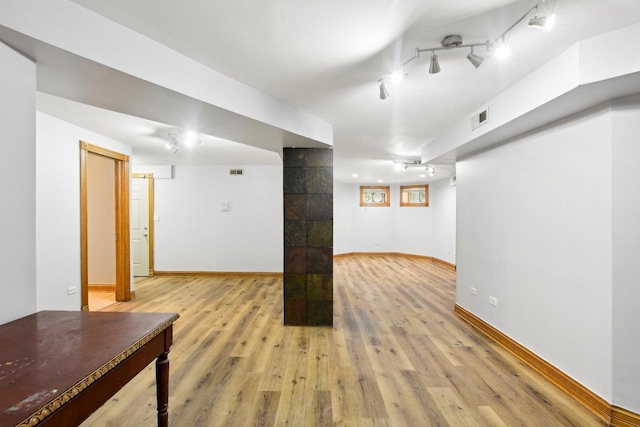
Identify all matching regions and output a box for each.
[466,47,484,69]
[390,70,408,83]
[378,70,408,99]
[378,0,555,99]
[394,162,409,171]
[493,38,511,60]
[393,160,420,170]
[393,160,436,177]
[167,130,201,153]
[428,52,441,74]
[528,7,556,30]
[379,81,389,100]
[166,139,180,153]
[182,130,201,146]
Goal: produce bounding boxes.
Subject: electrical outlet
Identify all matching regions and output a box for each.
[489,296,498,306]
[470,287,477,295]
[68,286,77,295]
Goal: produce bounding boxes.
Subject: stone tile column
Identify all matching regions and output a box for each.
[283,148,333,326]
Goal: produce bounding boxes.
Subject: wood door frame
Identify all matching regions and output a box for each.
[132,173,155,277]
[80,141,131,310]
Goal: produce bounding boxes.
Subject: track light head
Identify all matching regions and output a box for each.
[183,130,201,146]
[426,165,436,177]
[394,162,408,172]
[390,69,407,84]
[166,133,180,153]
[528,15,545,28]
[528,11,556,31]
[166,139,180,153]
[167,130,202,152]
[429,52,441,74]
[492,38,511,60]
[466,47,484,69]
[379,82,389,100]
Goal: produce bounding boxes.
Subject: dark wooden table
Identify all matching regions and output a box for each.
[0,310,179,427]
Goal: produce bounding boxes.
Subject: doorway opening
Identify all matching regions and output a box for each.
[132,173,154,277]
[80,141,132,311]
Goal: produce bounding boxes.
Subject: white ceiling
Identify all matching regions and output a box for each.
[32,0,640,182]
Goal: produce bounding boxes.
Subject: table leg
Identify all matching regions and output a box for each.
[156,350,170,427]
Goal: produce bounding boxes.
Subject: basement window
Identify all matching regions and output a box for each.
[360,186,390,207]
[400,185,428,207]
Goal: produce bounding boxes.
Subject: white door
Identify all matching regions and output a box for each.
[132,176,150,276]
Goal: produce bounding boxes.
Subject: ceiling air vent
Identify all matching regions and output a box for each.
[471,106,489,130]
[229,169,244,175]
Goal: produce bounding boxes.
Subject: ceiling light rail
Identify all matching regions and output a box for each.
[393,160,436,176]
[378,0,554,99]
[398,39,490,74]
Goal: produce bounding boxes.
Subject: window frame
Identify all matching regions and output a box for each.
[399,184,429,207]
[359,185,390,207]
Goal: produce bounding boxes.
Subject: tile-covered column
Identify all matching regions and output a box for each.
[283,148,333,326]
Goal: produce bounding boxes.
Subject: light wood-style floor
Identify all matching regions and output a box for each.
[87,290,117,312]
[82,255,603,426]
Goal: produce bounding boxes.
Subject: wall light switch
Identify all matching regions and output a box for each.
[470,287,477,296]
[153,215,160,222]
[489,296,498,306]
[220,201,230,212]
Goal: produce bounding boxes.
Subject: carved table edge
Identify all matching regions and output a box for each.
[16,313,179,427]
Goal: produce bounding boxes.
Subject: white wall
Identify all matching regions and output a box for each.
[335,184,397,253]
[334,181,455,262]
[395,192,434,256]
[611,95,640,412]
[456,104,613,401]
[36,112,132,311]
[150,165,283,272]
[0,42,37,324]
[431,178,457,265]
[333,182,355,255]
[334,183,410,254]
[87,153,116,285]
[132,164,172,179]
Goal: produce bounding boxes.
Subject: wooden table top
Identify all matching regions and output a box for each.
[0,311,179,427]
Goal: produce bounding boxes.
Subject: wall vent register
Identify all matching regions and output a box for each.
[471,106,489,130]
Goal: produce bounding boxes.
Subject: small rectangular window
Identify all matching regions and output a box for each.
[400,185,428,207]
[360,186,390,207]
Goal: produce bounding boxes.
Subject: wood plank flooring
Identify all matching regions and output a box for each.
[87,290,116,311]
[81,254,604,426]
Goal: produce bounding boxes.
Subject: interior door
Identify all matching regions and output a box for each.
[132,176,150,277]
[80,141,131,308]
